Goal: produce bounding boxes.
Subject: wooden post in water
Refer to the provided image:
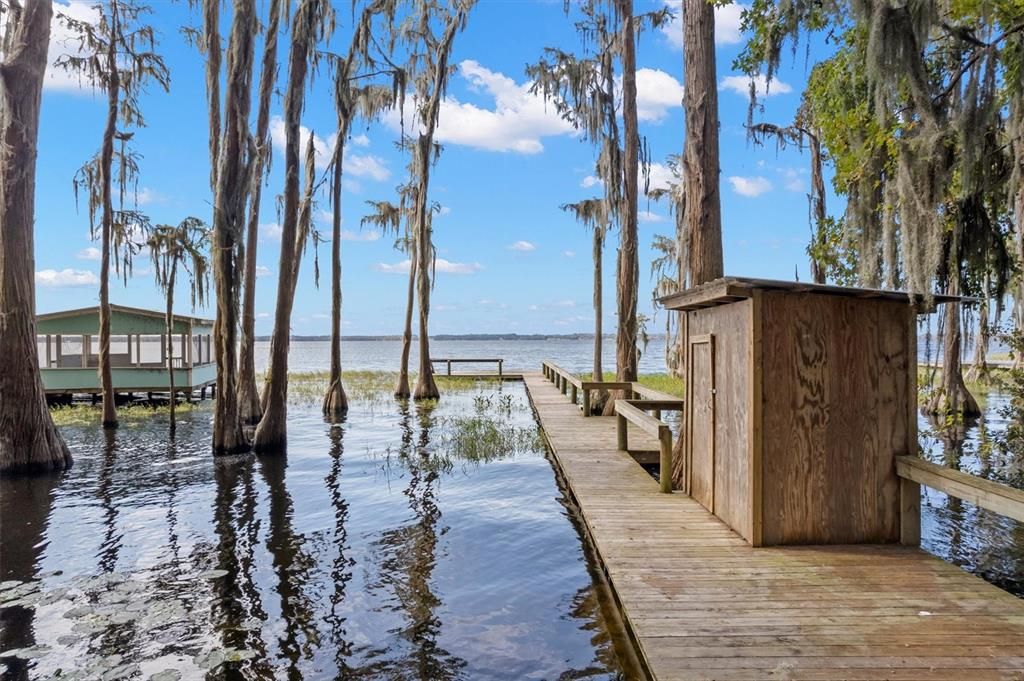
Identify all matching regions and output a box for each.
[616,412,627,451]
[659,427,673,493]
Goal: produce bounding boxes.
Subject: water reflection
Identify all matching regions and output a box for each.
[920,406,1024,596]
[0,472,60,681]
[0,385,628,678]
[359,402,466,679]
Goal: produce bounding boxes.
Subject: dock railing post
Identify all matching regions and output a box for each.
[560,376,567,395]
[900,477,921,546]
[570,384,577,405]
[447,360,452,376]
[659,427,673,493]
[582,389,591,417]
[616,412,627,451]
[498,359,503,378]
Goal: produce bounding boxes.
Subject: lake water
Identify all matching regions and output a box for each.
[253,338,670,375]
[0,384,626,680]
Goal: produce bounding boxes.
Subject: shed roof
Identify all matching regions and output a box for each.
[37,304,214,326]
[658,276,969,312]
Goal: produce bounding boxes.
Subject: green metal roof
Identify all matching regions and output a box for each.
[37,304,214,336]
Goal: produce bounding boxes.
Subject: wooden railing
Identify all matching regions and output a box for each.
[615,400,682,494]
[895,456,1024,544]
[542,362,684,494]
[430,357,504,377]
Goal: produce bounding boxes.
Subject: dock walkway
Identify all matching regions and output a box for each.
[522,371,1024,681]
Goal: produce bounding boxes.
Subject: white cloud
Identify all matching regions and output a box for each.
[45,1,100,93]
[719,74,793,99]
[269,117,390,180]
[555,299,576,307]
[438,205,452,216]
[341,229,381,242]
[563,250,575,258]
[351,133,370,147]
[661,1,747,48]
[639,210,667,223]
[136,187,167,206]
[374,258,482,274]
[646,162,676,193]
[634,68,685,122]
[259,222,282,241]
[36,268,98,287]
[527,304,540,311]
[312,312,329,319]
[508,240,536,252]
[581,175,603,188]
[780,167,805,192]
[255,265,272,278]
[76,246,101,261]
[256,312,270,319]
[728,176,773,197]
[387,60,575,154]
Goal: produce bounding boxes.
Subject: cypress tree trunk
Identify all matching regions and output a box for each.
[211,0,256,455]
[682,0,723,285]
[412,139,438,400]
[928,281,980,418]
[239,0,282,425]
[322,142,348,418]
[673,0,724,487]
[253,2,317,452]
[395,254,416,399]
[615,0,639,384]
[0,0,72,475]
[591,228,607,413]
[808,130,827,284]
[98,2,121,429]
[165,264,176,432]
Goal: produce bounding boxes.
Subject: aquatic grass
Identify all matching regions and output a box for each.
[437,415,544,464]
[286,370,502,406]
[50,402,204,427]
[579,372,685,398]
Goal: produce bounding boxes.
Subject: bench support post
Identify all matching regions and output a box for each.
[659,428,673,493]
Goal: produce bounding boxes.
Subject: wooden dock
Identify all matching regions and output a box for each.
[522,371,1024,681]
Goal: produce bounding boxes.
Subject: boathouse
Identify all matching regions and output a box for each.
[36,304,216,397]
[659,276,959,547]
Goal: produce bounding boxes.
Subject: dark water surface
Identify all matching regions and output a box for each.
[0,383,624,680]
[918,392,1024,597]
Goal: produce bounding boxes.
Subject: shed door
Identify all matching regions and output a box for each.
[688,334,716,512]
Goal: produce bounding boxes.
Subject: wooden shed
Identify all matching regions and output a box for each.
[660,277,955,547]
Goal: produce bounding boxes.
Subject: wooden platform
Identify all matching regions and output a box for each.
[522,372,1024,681]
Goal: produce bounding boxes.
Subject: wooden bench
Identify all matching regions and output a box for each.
[430,357,503,377]
[615,399,675,494]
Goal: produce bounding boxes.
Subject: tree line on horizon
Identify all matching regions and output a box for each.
[2,0,1023,475]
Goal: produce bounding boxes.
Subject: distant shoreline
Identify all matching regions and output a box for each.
[258,334,652,342]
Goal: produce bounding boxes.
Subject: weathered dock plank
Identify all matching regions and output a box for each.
[522,371,1024,681]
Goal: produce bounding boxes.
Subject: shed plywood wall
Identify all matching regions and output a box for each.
[686,299,752,539]
[760,292,909,545]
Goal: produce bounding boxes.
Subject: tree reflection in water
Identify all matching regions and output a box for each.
[258,454,318,680]
[359,400,466,680]
[0,471,60,681]
[323,418,355,677]
[923,414,1024,595]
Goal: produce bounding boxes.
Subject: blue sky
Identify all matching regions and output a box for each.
[34,0,827,335]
